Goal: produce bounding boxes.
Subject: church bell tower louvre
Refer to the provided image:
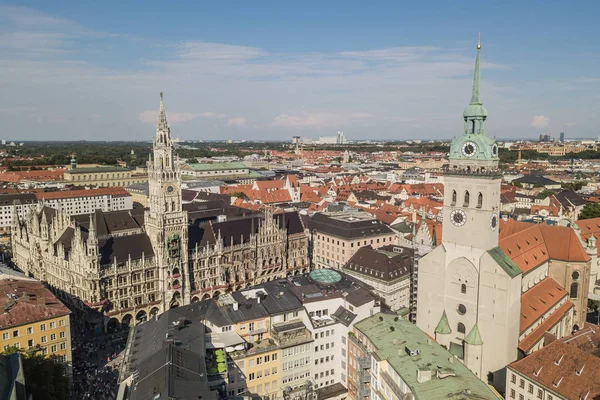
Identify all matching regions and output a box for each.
[144,92,190,307]
[442,34,501,252]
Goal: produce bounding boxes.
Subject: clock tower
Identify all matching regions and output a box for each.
[145,92,190,309]
[417,37,521,390]
[443,34,500,251]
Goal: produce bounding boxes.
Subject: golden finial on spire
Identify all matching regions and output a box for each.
[477,32,481,51]
[160,91,164,100]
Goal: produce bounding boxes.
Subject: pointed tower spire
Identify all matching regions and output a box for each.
[157,92,170,135]
[470,33,482,105]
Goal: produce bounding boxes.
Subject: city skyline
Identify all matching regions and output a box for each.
[1,2,599,141]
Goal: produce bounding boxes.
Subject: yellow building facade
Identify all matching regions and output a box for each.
[0,278,73,375]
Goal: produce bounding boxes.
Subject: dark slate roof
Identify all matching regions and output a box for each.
[554,190,587,208]
[0,193,36,206]
[209,211,305,247]
[123,305,217,400]
[308,212,393,239]
[332,306,357,327]
[181,189,198,202]
[72,209,143,237]
[188,222,216,250]
[98,234,154,265]
[514,174,558,185]
[343,245,413,282]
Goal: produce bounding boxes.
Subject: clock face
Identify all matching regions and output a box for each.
[166,185,174,193]
[462,142,477,157]
[490,213,498,231]
[450,209,467,227]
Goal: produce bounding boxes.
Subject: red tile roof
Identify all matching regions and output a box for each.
[0,278,71,329]
[518,301,574,353]
[520,277,569,333]
[509,340,600,400]
[37,187,131,200]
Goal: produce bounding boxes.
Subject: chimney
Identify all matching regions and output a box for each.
[233,301,239,311]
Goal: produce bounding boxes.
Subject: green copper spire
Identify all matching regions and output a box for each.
[470,33,482,105]
[463,34,488,122]
[435,310,452,335]
[464,323,483,345]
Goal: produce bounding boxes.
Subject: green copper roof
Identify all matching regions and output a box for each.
[487,247,522,278]
[184,162,248,171]
[434,310,451,335]
[354,312,499,400]
[464,323,484,345]
[463,47,487,118]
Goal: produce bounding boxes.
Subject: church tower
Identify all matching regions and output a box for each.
[442,33,501,251]
[416,37,521,390]
[145,93,190,309]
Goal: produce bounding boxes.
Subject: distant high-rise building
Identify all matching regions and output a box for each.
[539,133,551,142]
[559,132,565,143]
[291,136,301,144]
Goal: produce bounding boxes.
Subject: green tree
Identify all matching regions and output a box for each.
[579,203,600,220]
[229,191,246,199]
[1,347,69,400]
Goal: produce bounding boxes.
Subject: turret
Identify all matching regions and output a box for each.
[464,323,484,378]
[434,310,452,347]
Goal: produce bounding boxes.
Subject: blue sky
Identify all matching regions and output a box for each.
[1,1,599,141]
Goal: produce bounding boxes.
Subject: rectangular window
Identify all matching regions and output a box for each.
[51,344,57,352]
[528,384,533,393]
[537,389,542,399]
[27,339,34,347]
[26,327,33,334]
[49,322,56,329]
[12,330,18,338]
[41,336,47,343]
[511,374,516,384]
[2,333,8,340]
[50,334,56,341]
[519,379,524,389]
[249,373,255,381]
[60,343,66,350]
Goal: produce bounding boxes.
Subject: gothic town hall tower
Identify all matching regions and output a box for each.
[145,93,190,308]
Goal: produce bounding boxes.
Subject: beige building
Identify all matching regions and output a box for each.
[63,164,147,187]
[308,211,397,270]
[342,244,413,311]
[0,276,72,375]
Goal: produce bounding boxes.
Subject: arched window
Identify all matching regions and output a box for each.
[451,190,457,206]
[463,191,470,207]
[461,284,467,294]
[477,192,483,208]
[572,271,580,281]
[457,323,466,334]
[570,282,579,299]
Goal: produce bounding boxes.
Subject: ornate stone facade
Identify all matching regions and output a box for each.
[11,94,309,328]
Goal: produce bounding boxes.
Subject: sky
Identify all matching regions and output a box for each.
[1,1,599,142]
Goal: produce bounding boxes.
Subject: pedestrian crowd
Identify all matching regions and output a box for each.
[71,326,127,400]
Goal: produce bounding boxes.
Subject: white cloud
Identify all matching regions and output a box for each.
[226,117,247,127]
[563,122,577,127]
[200,112,227,119]
[531,115,549,130]
[1,6,599,140]
[270,112,371,129]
